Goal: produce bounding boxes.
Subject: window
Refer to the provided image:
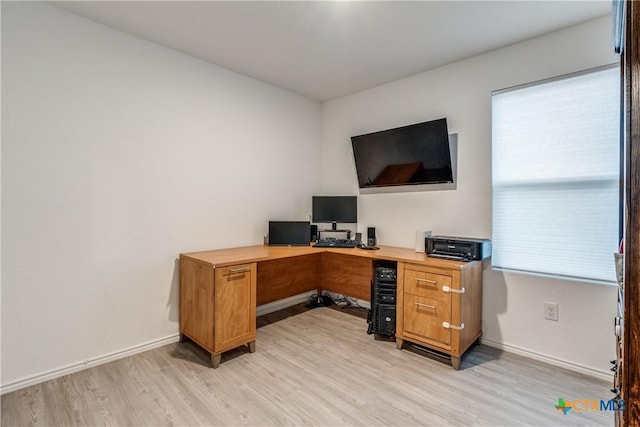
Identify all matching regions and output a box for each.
[491,65,620,284]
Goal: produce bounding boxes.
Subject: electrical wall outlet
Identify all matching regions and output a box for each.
[544,302,559,321]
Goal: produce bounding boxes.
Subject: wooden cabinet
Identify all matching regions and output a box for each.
[180,256,256,368]
[395,260,482,370]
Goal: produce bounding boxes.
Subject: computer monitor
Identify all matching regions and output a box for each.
[312,196,357,231]
[268,221,311,246]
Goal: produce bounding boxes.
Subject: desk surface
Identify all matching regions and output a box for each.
[181,244,473,270]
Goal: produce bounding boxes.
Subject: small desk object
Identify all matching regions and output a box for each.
[179,245,482,370]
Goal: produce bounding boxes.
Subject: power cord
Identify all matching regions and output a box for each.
[332,294,366,310]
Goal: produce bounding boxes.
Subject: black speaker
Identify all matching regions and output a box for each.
[355,232,362,246]
[310,224,318,242]
[367,227,376,247]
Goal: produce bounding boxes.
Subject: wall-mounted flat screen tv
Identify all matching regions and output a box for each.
[350,118,454,192]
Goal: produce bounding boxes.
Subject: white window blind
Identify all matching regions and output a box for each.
[492,65,620,284]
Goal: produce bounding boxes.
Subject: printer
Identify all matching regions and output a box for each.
[426,236,491,261]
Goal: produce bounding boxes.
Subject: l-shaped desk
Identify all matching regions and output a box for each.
[180,244,482,370]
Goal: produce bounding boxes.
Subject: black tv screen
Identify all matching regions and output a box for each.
[350,118,453,189]
[312,196,357,229]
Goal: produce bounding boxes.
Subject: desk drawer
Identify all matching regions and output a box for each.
[403,268,451,301]
[403,294,451,348]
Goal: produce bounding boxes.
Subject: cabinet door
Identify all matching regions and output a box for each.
[214,263,257,352]
[403,294,451,348]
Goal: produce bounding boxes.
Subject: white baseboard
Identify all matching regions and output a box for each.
[255,291,372,316]
[2,292,331,395]
[256,291,316,316]
[480,337,613,382]
[1,334,180,395]
[5,305,609,395]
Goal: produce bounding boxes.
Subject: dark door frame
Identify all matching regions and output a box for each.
[622,1,639,425]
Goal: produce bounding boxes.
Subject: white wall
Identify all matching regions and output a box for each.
[1,2,321,390]
[1,1,618,391]
[321,16,618,376]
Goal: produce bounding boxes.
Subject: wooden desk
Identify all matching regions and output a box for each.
[180,244,482,370]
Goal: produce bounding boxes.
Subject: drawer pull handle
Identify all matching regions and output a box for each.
[442,322,465,331]
[415,278,437,284]
[229,267,250,274]
[442,286,465,294]
[415,302,436,310]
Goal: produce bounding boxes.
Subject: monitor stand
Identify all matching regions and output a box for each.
[319,222,351,240]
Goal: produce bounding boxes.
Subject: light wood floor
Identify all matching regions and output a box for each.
[2,307,613,426]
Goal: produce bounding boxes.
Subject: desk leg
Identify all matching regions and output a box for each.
[451,356,461,371]
[179,333,188,343]
[396,338,404,350]
[212,353,221,369]
[248,341,256,353]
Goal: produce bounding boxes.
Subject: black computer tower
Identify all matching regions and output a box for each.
[376,304,396,336]
[367,264,397,337]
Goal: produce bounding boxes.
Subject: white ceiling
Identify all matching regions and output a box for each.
[52,1,611,102]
